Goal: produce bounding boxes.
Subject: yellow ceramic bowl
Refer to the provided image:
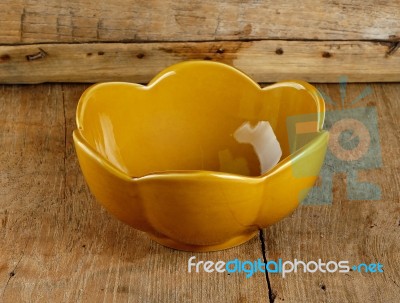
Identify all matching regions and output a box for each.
[73,61,328,252]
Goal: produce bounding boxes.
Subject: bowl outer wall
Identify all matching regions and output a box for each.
[73,130,328,247]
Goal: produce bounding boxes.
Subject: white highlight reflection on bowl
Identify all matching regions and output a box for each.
[234,121,282,174]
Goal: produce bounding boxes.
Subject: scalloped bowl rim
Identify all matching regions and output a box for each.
[74,60,327,182]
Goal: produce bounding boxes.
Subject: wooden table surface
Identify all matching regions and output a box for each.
[1,1,399,302]
[1,83,399,303]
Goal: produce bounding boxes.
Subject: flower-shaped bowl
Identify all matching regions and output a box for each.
[73,61,328,251]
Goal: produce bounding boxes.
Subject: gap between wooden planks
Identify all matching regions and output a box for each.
[0,40,399,84]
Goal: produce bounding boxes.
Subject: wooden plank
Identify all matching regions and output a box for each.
[1,83,399,302]
[0,84,269,302]
[0,40,399,84]
[0,0,399,43]
[263,83,400,302]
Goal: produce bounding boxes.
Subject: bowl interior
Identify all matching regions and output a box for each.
[77,62,323,177]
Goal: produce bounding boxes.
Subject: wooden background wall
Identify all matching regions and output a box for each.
[0,0,399,84]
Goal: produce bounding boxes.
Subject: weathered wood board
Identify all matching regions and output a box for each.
[0,0,399,83]
[1,0,399,43]
[0,83,399,302]
[0,41,399,84]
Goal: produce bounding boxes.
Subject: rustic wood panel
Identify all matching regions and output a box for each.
[264,83,400,302]
[0,40,399,84]
[0,0,399,43]
[0,84,269,303]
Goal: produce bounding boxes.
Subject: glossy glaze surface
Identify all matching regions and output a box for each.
[73,61,328,251]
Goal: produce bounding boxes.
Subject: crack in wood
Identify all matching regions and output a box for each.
[386,41,400,56]
[259,229,276,303]
[62,85,67,203]
[19,8,26,43]
[1,242,28,299]
[1,37,400,47]
[389,276,400,289]
[26,48,48,61]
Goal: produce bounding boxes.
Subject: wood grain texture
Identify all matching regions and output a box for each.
[0,84,399,302]
[0,0,399,83]
[0,0,399,43]
[0,84,268,303]
[264,83,400,302]
[0,40,399,84]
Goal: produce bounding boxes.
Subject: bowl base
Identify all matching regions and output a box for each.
[148,231,259,252]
